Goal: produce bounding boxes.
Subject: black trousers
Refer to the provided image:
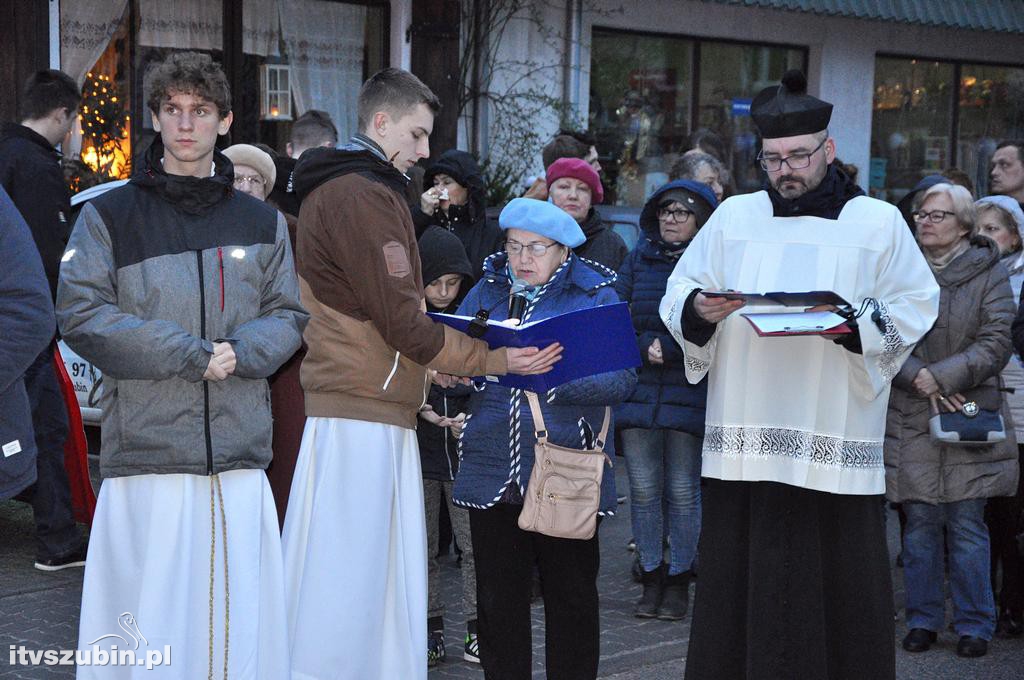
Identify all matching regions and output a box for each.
[986,443,1024,615]
[469,503,600,680]
[23,345,78,559]
[685,479,895,680]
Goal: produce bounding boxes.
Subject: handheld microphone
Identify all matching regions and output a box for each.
[467,279,535,338]
[508,278,532,323]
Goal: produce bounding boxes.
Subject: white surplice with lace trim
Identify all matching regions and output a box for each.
[660,191,940,495]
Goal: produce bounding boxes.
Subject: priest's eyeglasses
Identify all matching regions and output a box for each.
[658,207,695,222]
[505,240,557,257]
[912,209,956,224]
[757,137,827,172]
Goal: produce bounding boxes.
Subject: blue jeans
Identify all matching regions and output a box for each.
[903,498,996,639]
[621,428,702,575]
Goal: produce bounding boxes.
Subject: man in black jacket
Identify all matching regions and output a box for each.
[0,69,85,570]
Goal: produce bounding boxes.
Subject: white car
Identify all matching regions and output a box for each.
[58,179,128,426]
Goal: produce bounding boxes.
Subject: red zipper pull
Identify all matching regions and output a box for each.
[217,247,224,312]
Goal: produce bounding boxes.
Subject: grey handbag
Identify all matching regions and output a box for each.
[929,397,1006,446]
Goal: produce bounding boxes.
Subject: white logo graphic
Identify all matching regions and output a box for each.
[88,611,149,649]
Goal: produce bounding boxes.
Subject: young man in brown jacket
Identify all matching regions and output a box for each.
[282,68,560,680]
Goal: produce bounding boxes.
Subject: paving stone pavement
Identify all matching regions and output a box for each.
[2,459,1022,678]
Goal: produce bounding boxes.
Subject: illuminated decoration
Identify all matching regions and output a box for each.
[260,64,292,120]
[79,72,131,180]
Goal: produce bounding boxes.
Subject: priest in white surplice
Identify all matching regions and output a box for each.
[660,71,939,680]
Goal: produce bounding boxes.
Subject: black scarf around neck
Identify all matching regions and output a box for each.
[131,139,233,216]
[766,163,864,220]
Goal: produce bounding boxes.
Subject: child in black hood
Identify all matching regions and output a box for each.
[413,150,504,282]
[416,225,481,665]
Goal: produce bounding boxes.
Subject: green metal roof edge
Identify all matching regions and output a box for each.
[704,0,1024,35]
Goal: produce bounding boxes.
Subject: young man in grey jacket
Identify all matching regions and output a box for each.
[57,52,307,679]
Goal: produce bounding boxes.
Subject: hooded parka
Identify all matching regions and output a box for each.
[885,236,1020,503]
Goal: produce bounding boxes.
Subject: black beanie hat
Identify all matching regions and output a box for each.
[418,225,474,287]
[751,70,833,139]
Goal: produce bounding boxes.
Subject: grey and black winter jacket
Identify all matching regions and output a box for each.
[56,141,308,479]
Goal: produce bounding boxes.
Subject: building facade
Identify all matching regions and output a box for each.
[4,1,1023,207]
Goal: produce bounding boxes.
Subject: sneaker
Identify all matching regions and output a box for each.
[463,632,480,663]
[34,546,87,572]
[626,537,636,551]
[428,630,446,667]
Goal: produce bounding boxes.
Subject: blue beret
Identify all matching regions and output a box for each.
[498,197,586,248]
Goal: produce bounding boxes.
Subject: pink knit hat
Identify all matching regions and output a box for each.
[546,157,604,204]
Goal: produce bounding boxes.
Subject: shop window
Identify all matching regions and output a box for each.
[590,28,805,206]
[870,57,954,202]
[870,55,1024,203]
[697,42,804,194]
[958,63,1024,196]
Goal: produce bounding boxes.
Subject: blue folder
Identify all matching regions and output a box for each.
[428,302,641,391]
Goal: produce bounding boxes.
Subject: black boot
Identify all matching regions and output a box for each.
[657,570,691,621]
[634,564,664,618]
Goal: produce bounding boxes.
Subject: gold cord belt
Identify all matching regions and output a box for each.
[208,474,230,680]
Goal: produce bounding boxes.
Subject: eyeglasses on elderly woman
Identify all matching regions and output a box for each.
[912,209,956,224]
[504,239,559,257]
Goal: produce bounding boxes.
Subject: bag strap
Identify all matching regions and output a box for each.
[525,390,612,451]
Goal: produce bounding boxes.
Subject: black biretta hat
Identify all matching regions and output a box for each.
[751,70,833,139]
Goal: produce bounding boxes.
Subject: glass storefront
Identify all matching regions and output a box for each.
[871,55,1024,202]
[589,28,805,206]
[58,0,388,191]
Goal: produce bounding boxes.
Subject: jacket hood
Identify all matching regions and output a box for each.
[480,249,617,295]
[933,235,1002,287]
[424,150,487,221]
[640,179,718,237]
[129,138,234,215]
[419,225,474,287]
[292,145,407,201]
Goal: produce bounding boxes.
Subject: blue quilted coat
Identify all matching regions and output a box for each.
[614,180,708,435]
[452,252,637,514]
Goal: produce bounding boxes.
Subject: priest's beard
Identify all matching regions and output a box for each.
[771,166,827,199]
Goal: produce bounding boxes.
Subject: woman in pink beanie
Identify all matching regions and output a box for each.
[546,157,627,271]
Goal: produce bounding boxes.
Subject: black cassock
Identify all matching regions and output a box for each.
[685,478,895,680]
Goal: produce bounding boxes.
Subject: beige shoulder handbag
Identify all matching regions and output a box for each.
[517,390,612,540]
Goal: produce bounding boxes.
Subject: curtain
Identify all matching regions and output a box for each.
[278,0,366,141]
[138,0,280,56]
[60,0,129,86]
[138,0,222,51]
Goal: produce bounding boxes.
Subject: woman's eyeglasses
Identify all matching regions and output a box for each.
[233,175,266,187]
[658,208,694,222]
[912,209,955,224]
[505,240,557,257]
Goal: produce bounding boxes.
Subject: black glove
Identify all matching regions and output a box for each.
[832,316,863,354]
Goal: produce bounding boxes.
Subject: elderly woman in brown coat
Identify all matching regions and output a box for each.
[885,183,1020,660]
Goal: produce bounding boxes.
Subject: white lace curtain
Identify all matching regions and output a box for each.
[137,0,281,57]
[60,0,129,85]
[278,0,366,140]
[60,0,365,141]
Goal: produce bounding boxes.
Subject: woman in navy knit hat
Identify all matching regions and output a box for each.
[615,179,717,621]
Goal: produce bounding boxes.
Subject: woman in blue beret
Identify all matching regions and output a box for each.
[452,197,636,679]
[614,180,717,622]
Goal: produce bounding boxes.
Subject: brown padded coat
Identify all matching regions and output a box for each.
[296,169,507,430]
[884,236,1020,504]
